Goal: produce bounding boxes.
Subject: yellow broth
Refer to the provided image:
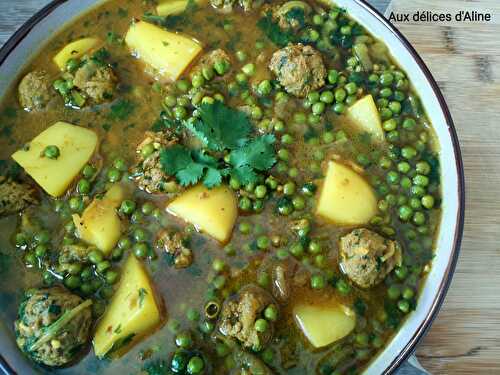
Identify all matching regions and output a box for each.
[0,0,441,374]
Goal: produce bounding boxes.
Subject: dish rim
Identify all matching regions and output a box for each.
[0,0,465,374]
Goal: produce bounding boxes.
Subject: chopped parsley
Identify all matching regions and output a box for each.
[257,12,295,47]
[109,99,135,121]
[138,288,148,308]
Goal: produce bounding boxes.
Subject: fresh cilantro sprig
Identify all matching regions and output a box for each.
[257,12,296,47]
[160,102,276,188]
[160,145,223,188]
[185,102,251,151]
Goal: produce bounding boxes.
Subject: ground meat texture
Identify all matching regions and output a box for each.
[132,131,182,195]
[57,243,90,273]
[18,70,54,111]
[339,228,403,288]
[218,285,276,350]
[73,60,117,103]
[0,176,38,217]
[14,286,92,367]
[269,44,326,98]
[156,230,192,268]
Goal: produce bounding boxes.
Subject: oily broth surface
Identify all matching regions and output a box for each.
[0,0,441,374]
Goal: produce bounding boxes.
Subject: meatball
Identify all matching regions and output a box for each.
[156,230,193,268]
[18,70,54,111]
[269,44,326,97]
[14,286,92,367]
[73,59,117,103]
[0,176,38,217]
[218,285,277,350]
[132,131,183,195]
[339,228,402,288]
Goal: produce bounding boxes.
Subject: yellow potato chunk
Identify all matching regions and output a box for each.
[346,95,384,143]
[294,301,356,348]
[167,185,237,243]
[125,21,202,81]
[316,161,377,225]
[53,37,101,70]
[11,122,98,197]
[93,255,163,358]
[157,0,190,16]
[73,184,125,254]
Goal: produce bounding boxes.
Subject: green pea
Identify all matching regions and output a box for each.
[402,287,415,300]
[213,275,226,289]
[241,63,256,76]
[398,299,410,313]
[345,82,357,95]
[413,174,429,187]
[401,176,412,189]
[397,162,411,174]
[398,205,413,221]
[401,146,417,159]
[43,145,60,159]
[35,244,47,257]
[175,331,193,349]
[254,318,268,333]
[64,275,82,289]
[287,242,303,258]
[386,171,400,184]
[308,241,321,254]
[235,50,247,62]
[336,279,351,295]
[283,182,296,196]
[175,80,189,92]
[264,304,278,321]
[312,101,325,115]
[292,196,305,210]
[118,237,132,250]
[333,103,346,114]
[387,285,400,300]
[120,200,136,215]
[239,197,252,211]
[258,80,272,96]
[421,195,435,209]
[379,87,393,98]
[81,164,96,179]
[133,243,148,259]
[388,101,401,114]
[214,59,230,75]
[322,131,335,143]
[380,72,394,86]
[107,168,121,183]
[113,158,127,172]
[164,95,177,107]
[328,69,339,84]
[133,228,147,242]
[141,143,155,158]
[34,231,50,244]
[412,211,426,225]
[256,236,270,250]
[355,333,369,347]
[416,161,431,175]
[383,119,397,132]
[105,269,120,284]
[77,179,91,195]
[191,73,205,88]
[334,88,347,102]
[281,134,294,144]
[310,274,326,289]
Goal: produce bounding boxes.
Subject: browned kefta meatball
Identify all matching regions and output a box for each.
[73,59,117,103]
[339,228,402,289]
[14,286,92,367]
[0,176,38,217]
[269,44,326,97]
[132,131,183,195]
[218,285,277,350]
[18,70,54,111]
[156,230,193,268]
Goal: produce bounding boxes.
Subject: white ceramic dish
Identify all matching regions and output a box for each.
[0,0,465,374]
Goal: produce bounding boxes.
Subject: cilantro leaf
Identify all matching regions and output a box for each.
[109,99,135,121]
[186,102,252,151]
[229,134,277,185]
[257,12,295,47]
[160,145,222,188]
